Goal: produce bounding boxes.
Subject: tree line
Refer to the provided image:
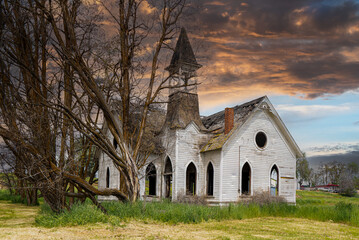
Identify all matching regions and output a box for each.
[297,154,359,196]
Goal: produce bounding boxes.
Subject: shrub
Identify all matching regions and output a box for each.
[339,174,357,197]
[0,189,26,204]
[245,191,286,206]
[176,193,207,205]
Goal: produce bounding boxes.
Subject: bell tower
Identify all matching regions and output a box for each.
[163,28,205,131]
[166,28,202,95]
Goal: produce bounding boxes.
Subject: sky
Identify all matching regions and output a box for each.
[176,0,359,168]
[3,0,357,169]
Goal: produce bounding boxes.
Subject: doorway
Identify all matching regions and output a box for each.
[145,163,156,196]
[164,158,172,199]
[186,162,197,195]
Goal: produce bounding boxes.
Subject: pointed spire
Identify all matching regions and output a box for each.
[166,28,202,73]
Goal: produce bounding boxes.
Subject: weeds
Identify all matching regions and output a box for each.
[35,201,122,227]
[244,191,286,205]
[35,195,359,227]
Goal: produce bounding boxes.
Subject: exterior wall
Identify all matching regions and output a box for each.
[98,102,297,204]
[173,123,212,200]
[139,154,163,200]
[222,109,297,203]
[140,123,214,202]
[159,127,177,199]
[201,150,221,202]
[98,152,121,201]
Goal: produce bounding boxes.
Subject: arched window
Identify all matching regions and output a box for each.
[113,138,118,149]
[207,162,214,196]
[164,157,172,199]
[270,165,279,196]
[106,167,110,188]
[241,162,251,195]
[145,163,157,196]
[186,162,197,195]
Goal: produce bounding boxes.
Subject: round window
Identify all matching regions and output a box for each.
[255,132,267,149]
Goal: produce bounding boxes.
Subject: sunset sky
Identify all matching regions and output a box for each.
[178,0,359,167]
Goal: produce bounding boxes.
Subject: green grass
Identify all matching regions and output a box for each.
[297,190,359,206]
[34,191,359,227]
[35,201,122,227]
[0,189,27,204]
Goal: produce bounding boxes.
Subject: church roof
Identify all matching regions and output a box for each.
[202,96,265,132]
[200,96,266,152]
[166,28,201,72]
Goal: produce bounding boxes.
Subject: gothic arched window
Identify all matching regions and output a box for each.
[186,162,197,195]
[106,167,110,188]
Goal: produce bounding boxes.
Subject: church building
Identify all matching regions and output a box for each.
[98,28,302,204]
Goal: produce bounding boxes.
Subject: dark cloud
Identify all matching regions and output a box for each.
[183,0,359,99]
[355,121,359,125]
[287,54,359,97]
[308,151,359,169]
[195,0,359,36]
[311,1,359,32]
[238,0,309,35]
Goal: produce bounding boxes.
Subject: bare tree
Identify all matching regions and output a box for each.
[39,0,190,203]
[0,0,191,212]
[0,0,54,206]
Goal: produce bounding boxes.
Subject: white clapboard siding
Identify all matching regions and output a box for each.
[99,99,298,204]
[222,109,296,203]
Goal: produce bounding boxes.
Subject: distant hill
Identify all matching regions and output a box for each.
[308,151,359,170]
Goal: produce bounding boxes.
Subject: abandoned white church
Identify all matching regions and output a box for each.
[98,28,302,204]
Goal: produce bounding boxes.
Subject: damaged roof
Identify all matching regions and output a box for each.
[166,28,201,72]
[200,96,265,152]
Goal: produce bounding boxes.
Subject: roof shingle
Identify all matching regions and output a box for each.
[200,96,265,152]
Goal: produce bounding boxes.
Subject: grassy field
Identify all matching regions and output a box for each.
[297,190,359,206]
[34,190,359,227]
[1,190,359,239]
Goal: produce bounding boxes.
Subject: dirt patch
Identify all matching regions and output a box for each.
[1,200,359,239]
[1,218,359,240]
[0,201,38,228]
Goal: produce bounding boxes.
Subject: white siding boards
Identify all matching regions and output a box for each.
[97,29,301,204]
[221,108,297,203]
[98,96,301,204]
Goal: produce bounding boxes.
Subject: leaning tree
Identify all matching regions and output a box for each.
[0,0,192,212]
